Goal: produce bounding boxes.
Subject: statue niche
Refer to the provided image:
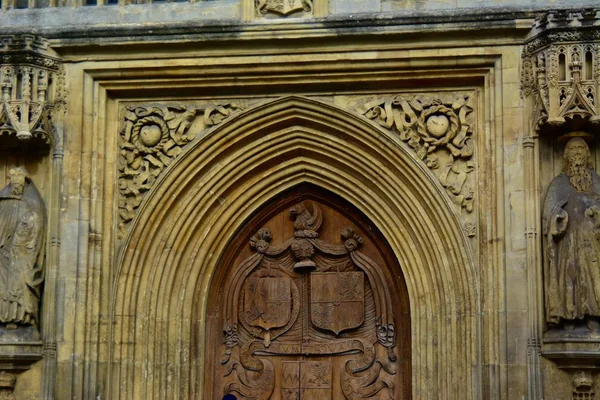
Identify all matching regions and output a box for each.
[0,167,45,331]
[543,137,600,335]
[205,191,410,400]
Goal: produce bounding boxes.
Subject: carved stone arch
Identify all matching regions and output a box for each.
[110,96,479,400]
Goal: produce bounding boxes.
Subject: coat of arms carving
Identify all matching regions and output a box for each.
[256,0,313,16]
[311,272,364,335]
[244,275,292,345]
[215,198,407,400]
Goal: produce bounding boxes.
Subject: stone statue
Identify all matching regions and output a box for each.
[543,137,600,327]
[0,167,45,328]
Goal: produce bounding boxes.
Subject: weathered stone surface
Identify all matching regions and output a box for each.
[0,1,599,399]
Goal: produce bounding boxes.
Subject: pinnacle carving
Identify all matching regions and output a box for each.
[0,35,64,151]
[521,9,600,130]
[117,101,248,238]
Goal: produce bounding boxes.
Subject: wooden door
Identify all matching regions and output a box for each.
[204,186,411,400]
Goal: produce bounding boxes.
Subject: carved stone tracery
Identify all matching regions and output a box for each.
[0,35,64,150]
[521,9,600,129]
[217,201,403,399]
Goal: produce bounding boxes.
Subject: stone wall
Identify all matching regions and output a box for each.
[0,2,599,400]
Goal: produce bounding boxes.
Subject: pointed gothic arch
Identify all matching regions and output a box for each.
[109,96,479,399]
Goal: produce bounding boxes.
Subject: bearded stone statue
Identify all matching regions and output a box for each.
[0,167,45,328]
[543,137,600,328]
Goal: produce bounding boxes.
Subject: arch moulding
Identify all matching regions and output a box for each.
[109,96,480,400]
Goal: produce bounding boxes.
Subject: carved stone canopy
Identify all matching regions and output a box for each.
[521,8,600,132]
[0,35,64,152]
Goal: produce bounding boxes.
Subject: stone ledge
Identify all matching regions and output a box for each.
[543,339,600,369]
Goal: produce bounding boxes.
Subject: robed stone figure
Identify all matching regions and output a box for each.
[543,138,600,326]
[0,167,45,327]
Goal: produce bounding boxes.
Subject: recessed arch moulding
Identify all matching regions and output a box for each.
[110,96,479,399]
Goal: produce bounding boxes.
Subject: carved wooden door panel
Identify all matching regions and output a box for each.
[205,187,411,400]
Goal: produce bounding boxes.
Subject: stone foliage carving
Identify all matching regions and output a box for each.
[355,94,475,213]
[0,35,64,150]
[0,167,46,328]
[543,138,600,329]
[118,102,247,237]
[220,201,398,399]
[256,0,313,17]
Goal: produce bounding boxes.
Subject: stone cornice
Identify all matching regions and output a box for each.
[523,8,600,58]
[0,6,545,48]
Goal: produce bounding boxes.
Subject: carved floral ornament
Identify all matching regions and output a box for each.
[354,94,475,215]
[117,101,248,237]
[0,35,64,150]
[521,9,600,130]
[118,95,477,242]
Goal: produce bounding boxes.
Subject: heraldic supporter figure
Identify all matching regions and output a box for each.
[0,167,45,329]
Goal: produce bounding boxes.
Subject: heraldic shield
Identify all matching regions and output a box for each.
[310,272,364,335]
[244,275,292,330]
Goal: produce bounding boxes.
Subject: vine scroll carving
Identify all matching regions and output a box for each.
[117,102,247,238]
[355,94,475,215]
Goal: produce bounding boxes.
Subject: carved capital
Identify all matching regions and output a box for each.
[0,35,64,152]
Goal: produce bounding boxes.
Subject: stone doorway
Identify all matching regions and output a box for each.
[204,186,411,400]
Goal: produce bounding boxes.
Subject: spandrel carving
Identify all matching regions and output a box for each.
[118,101,248,238]
[543,137,600,333]
[354,94,475,216]
[0,167,45,328]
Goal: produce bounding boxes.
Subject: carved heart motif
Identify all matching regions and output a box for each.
[426,115,449,138]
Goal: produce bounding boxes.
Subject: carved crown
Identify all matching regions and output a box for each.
[0,372,16,389]
[573,371,594,391]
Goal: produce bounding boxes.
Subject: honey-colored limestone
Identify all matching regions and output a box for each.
[0,1,599,399]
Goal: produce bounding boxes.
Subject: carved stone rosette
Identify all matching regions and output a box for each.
[354,93,475,217]
[118,102,247,238]
[521,9,600,130]
[0,35,64,151]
